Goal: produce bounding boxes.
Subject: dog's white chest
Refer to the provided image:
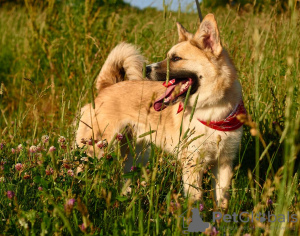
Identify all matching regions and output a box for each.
[182,117,243,163]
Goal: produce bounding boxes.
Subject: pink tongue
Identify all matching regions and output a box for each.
[153,84,176,111]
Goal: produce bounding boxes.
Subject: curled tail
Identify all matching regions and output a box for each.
[95,42,145,91]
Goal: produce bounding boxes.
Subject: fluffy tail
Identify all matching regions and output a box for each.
[95,42,145,91]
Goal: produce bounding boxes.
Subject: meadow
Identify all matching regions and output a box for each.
[0,0,299,235]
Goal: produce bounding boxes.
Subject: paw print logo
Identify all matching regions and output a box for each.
[256,213,266,223]
[180,208,210,234]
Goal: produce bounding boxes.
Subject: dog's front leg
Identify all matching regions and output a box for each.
[211,162,232,209]
[181,153,205,201]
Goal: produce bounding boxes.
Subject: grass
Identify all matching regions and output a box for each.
[0,0,299,235]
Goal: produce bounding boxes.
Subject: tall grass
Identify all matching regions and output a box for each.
[0,1,299,235]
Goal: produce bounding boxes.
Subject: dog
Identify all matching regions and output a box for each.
[76,14,246,209]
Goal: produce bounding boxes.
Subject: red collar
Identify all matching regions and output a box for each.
[197,99,247,131]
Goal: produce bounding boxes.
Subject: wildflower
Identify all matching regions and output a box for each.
[17,144,23,151]
[11,148,16,154]
[58,136,66,144]
[67,169,74,177]
[87,139,94,146]
[80,138,87,144]
[49,146,56,152]
[116,133,123,141]
[106,154,112,160]
[41,135,49,143]
[45,168,54,176]
[36,144,43,152]
[96,140,108,149]
[169,201,181,214]
[29,145,37,153]
[15,163,23,171]
[268,198,273,205]
[18,218,28,229]
[65,198,76,213]
[210,227,218,236]
[7,191,15,199]
[0,177,5,183]
[130,166,137,172]
[199,203,204,212]
[0,142,4,150]
[38,186,43,191]
[23,172,30,179]
[80,157,89,162]
[80,223,86,232]
[63,159,71,169]
[67,198,75,206]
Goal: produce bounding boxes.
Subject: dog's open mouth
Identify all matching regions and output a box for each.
[154,78,193,111]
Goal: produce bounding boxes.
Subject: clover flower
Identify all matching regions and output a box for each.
[65,198,76,212]
[67,169,74,177]
[96,140,108,149]
[87,139,94,146]
[15,163,23,171]
[7,191,15,199]
[58,136,66,144]
[17,144,23,151]
[268,198,273,205]
[199,203,204,212]
[49,146,56,152]
[80,223,86,232]
[81,138,87,144]
[210,227,218,236]
[41,135,49,143]
[29,145,37,153]
[46,168,54,176]
[116,133,123,141]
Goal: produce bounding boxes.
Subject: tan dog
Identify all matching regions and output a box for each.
[76,14,245,208]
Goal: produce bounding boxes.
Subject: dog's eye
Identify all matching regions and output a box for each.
[172,56,182,62]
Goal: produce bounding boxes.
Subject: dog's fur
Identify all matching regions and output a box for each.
[76,14,243,208]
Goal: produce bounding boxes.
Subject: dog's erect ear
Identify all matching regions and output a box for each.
[193,14,222,57]
[177,22,193,42]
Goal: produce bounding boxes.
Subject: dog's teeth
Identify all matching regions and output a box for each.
[180,81,189,92]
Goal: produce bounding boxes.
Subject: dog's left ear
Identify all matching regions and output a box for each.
[177,22,193,42]
[193,14,222,57]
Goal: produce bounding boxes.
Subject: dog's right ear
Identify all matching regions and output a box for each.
[177,22,193,42]
[193,14,222,57]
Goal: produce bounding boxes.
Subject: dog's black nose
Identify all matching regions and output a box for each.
[146,66,151,76]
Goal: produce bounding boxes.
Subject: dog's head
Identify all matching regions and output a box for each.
[147,14,239,111]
